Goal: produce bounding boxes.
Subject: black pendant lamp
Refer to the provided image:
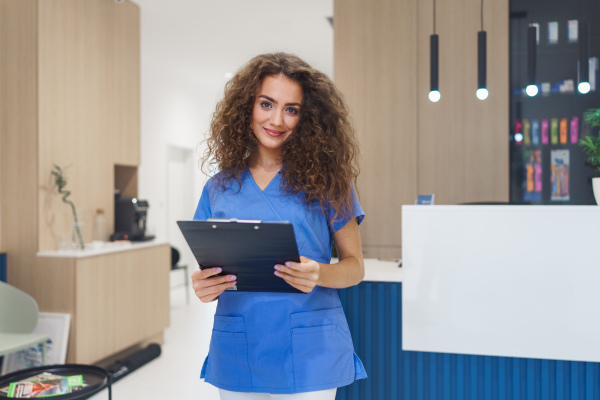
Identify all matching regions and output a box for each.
[526,25,538,96]
[429,0,440,102]
[578,21,590,94]
[476,0,488,100]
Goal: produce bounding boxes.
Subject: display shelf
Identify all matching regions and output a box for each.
[512,90,598,97]
[509,0,600,206]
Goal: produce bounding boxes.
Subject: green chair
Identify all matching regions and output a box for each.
[0,281,48,369]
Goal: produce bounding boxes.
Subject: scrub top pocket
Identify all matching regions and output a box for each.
[290,309,355,388]
[208,315,252,389]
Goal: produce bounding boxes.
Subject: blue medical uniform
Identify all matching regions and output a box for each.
[193,168,367,394]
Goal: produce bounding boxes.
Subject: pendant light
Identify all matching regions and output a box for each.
[578,21,590,94]
[429,0,440,102]
[525,25,538,97]
[476,0,488,100]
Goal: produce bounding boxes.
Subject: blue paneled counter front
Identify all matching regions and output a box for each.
[336,260,600,400]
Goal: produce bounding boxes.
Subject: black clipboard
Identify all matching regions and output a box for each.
[177,219,302,293]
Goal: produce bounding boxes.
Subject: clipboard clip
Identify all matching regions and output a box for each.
[207,218,263,224]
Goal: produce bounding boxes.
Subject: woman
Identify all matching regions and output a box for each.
[192,52,366,400]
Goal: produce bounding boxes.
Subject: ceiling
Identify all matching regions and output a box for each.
[133,0,334,93]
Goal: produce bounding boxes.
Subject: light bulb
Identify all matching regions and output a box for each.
[526,85,538,97]
[515,133,524,142]
[476,88,489,100]
[578,82,591,94]
[429,91,441,102]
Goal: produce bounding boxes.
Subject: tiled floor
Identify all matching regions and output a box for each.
[88,285,220,400]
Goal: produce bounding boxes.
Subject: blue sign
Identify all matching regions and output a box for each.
[416,194,435,205]
[0,253,6,282]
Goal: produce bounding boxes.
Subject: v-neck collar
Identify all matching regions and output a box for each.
[246,166,282,193]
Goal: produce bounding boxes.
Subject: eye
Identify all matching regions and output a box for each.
[260,101,273,109]
[285,107,299,115]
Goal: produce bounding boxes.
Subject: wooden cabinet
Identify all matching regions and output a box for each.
[75,256,117,364]
[70,245,169,364]
[30,244,170,365]
[0,0,167,364]
[334,0,509,259]
[112,247,169,352]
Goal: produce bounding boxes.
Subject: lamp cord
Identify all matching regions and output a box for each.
[481,0,484,31]
[433,0,436,34]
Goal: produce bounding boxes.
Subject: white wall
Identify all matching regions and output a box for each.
[135,0,334,254]
[0,1,333,251]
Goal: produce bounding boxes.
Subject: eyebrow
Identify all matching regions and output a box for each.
[258,95,302,108]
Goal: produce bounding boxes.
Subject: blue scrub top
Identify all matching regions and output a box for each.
[194,168,367,394]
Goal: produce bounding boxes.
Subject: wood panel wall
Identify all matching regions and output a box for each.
[0,0,40,283]
[417,0,509,205]
[334,0,419,259]
[334,0,509,259]
[35,0,140,253]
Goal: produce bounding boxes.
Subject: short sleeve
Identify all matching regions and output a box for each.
[193,183,212,220]
[328,186,365,233]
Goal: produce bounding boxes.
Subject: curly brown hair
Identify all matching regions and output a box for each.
[202,52,360,225]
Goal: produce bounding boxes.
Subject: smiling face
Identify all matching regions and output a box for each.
[251,74,303,159]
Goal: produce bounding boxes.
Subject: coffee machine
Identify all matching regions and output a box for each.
[112,191,155,241]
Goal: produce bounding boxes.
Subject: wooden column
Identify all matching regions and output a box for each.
[334,0,509,258]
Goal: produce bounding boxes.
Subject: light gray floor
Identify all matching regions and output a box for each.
[88,282,220,400]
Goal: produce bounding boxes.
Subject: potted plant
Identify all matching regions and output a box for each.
[51,165,85,249]
[579,108,600,205]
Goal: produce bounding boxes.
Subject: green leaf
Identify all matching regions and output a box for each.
[584,108,600,128]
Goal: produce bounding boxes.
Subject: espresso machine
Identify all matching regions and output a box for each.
[112,191,155,241]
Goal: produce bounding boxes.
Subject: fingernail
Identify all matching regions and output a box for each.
[216,268,222,273]
[230,281,236,286]
[230,275,236,281]
[274,265,281,270]
[285,262,291,267]
[274,271,281,277]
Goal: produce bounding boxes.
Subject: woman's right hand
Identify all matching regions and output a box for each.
[191,267,237,303]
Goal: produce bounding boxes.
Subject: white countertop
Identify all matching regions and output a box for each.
[362,258,402,282]
[37,239,168,258]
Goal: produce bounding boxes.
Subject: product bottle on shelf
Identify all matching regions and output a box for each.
[550,118,559,145]
[559,118,568,144]
[92,208,108,242]
[541,119,549,144]
[531,119,540,145]
[570,116,579,144]
[523,119,531,145]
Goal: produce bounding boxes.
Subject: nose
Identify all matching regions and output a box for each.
[270,108,284,128]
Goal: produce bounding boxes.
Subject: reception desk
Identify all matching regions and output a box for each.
[403,205,600,362]
[336,205,600,400]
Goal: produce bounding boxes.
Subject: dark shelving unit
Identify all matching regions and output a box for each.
[509,0,600,205]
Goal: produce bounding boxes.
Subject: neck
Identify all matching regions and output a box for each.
[250,147,283,171]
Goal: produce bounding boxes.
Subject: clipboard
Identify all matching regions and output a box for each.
[177,219,302,293]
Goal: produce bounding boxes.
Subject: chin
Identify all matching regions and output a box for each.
[256,135,291,150]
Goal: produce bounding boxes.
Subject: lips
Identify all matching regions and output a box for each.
[264,128,285,137]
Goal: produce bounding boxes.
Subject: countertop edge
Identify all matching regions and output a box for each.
[37,240,169,258]
[360,258,403,283]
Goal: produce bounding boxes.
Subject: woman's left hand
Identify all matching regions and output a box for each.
[274,256,320,293]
